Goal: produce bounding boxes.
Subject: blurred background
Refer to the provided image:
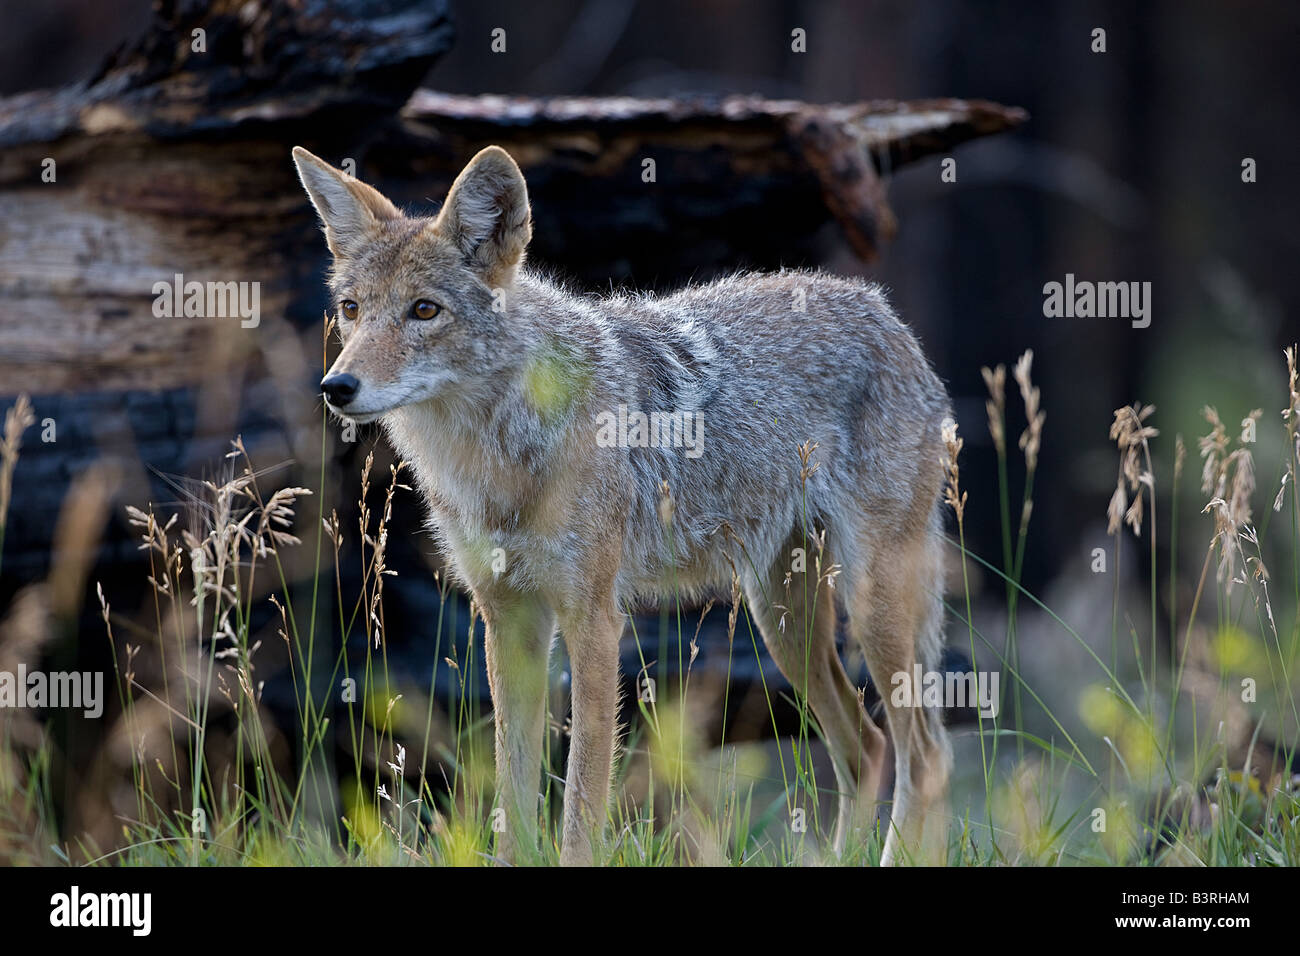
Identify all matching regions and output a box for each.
[0,0,1296,862]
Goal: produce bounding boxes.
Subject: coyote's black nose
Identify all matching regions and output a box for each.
[321,373,359,407]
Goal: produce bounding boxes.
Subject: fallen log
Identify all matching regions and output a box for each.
[0,0,1022,744]
[0,0,1025,397]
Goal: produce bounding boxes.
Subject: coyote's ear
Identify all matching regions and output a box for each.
[435,146,532,287]
[291,147,400,258]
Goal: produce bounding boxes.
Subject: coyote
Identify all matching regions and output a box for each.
[292,145,953,866]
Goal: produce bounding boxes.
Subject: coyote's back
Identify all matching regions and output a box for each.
[576,269,951,605]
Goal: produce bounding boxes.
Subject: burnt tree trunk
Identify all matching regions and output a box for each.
[0,0,1021,740]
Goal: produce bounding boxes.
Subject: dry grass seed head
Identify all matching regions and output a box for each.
[940,418,967,523]
[1275,348,1298,508]
[797,440,821,483]
[981,363,1007,455]
[1108,403,1157,536]
[0,394,36,533]
[1284,345,1298,428]
[657,479,675,527]
[1198,406,1230,497]
[1013,350,1046,471]
[1199,405,1263,585]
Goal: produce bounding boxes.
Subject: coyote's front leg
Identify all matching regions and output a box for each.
[558,599,623,866]
[482,595,554,865]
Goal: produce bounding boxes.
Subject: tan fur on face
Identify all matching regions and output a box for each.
[292,144,955,866]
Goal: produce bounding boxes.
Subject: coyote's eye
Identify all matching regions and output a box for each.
[412,300,441,320]
[340,300,359,320]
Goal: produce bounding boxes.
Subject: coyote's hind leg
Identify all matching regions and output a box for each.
[846,525,951,865]
[742,528,887,856]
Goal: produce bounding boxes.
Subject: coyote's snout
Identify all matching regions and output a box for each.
[293,144,953,865]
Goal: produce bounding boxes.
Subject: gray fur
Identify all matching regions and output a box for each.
[293,144,953,865]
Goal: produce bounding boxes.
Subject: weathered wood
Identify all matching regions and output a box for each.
[378,91,1025,269]
[0,0,1024,397]
[0,0,1019,736]
[0,0,459,397]
[0,92,1023,395]
[0,0,456,148]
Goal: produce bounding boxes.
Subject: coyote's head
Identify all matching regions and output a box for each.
[292,145,533,423]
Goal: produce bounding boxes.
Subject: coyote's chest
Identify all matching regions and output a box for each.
[382,404,584,588]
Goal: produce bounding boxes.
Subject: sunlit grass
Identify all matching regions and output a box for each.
[0,346,1297,866]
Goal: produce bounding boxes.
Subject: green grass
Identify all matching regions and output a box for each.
[0,347,1297,866]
